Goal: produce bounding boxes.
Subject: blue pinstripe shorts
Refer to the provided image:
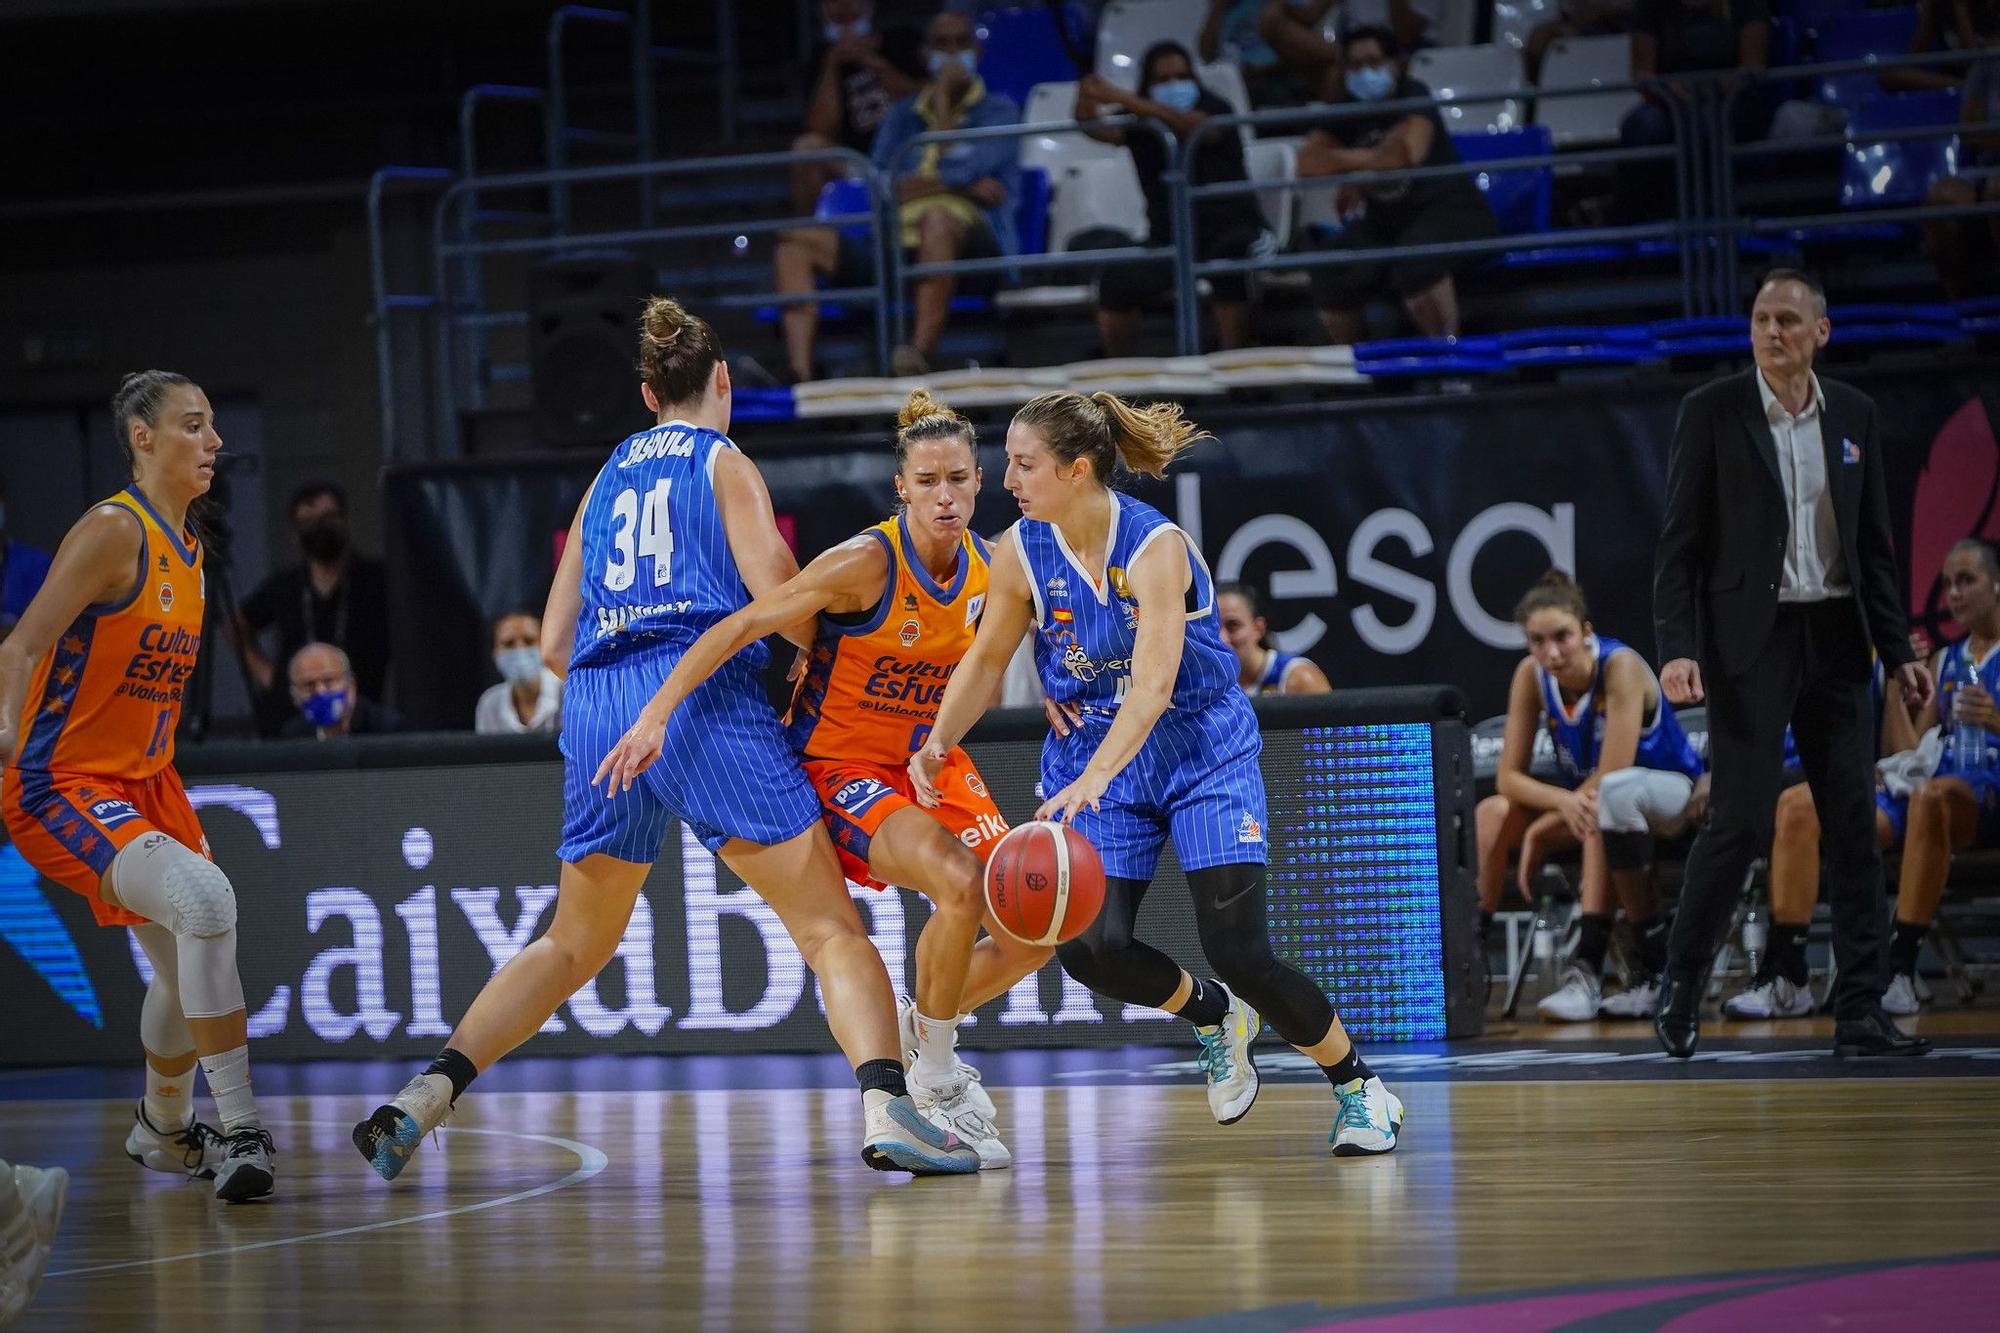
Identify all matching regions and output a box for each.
[557,652,822,863]
[1041,690,1269,881]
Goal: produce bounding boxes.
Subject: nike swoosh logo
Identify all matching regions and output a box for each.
[1212,880,1261,912]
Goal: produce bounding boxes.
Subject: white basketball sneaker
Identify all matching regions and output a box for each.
[913,1074,1012,1170]
[212,1127,276,1203]
[860,1095,980,1175]
[125,1102,228,1179]
[1193,986,1261,1125]
[1330,1077,1404,1156]
[1537,964,1603,1022]
[1881,970,1929,1017]
[1723,974,1815,1019]
[0,1164,67,1325]
[898,994,997,1121]
[1598,976,1661,1019]
[352,1072,454,1182]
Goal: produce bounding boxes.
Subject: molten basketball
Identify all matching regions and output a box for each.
[983,820,1106,946]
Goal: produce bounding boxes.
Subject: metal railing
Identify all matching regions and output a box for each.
[378,52,2000,459]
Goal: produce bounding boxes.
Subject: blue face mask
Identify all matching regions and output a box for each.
[301,688,349,729]
[1150,79,1200,112]
[1345,65,1396,102]
[927,49,977,77]
[823,15,871,42]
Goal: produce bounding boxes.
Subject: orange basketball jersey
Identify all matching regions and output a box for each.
[14,488,205,780]
[787,514,990,765]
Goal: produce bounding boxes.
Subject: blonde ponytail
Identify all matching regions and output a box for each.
[1089,391,1208,480]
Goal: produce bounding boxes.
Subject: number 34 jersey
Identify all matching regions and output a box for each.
[569,419,765,674]
[13,487,205,781]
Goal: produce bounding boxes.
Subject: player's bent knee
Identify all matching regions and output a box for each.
[111,833,235,939]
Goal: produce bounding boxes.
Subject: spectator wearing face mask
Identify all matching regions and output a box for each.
[0,473,53,643]
[1295,26,1497,345]
[792,0,927,217]
[281,642,403,740]
[474,611,563,736]
[237,482,393,737]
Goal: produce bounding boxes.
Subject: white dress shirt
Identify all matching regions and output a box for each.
[1757,370,1849,603]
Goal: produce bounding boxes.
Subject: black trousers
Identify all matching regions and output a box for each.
[1666,600,1887,1018]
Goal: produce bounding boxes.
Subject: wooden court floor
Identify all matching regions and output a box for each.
[8,1062,1999,1330]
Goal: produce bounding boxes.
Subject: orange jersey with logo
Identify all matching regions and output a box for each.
[14,488,205,780]
[787,514,990,765]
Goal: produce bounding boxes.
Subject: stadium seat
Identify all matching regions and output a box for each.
[814,177,873,243]
[1534,35,1641,148]
[1430,0,1482,48]
[1353,335,1507,377]
[1022,81,1126,171]
[1488,0,1560,60]
[1095,0,1208,90]
[1244,138,1296,248]
[977,5,1092,108]
[1045,155,1152,250]
[1839,90,1962,209]
[1410,45,1527,135]
[1812,6,1922,107]
[1454,126,1553,234]
[1016,165,1052,255]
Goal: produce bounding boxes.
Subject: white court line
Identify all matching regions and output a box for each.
[44,1125,608,1279]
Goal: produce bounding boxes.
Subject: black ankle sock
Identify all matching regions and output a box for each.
[425,1048,478,1104]
[1769,924,1810,985]
[1321,1047,1374,1087]
[856,1058,907,1100]
[1634,915,1670,977]
[1576,912,1613,974]
[1178,975,1230,1028]
[1889,920,1928,976]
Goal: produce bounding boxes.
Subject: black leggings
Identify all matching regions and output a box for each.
[1055,863,1336,1047]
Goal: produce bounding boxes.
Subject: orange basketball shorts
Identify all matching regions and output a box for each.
[2,766,208,928]
[802,747,1009,891]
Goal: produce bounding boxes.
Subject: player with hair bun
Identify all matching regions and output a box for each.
[603,386,1049,1168]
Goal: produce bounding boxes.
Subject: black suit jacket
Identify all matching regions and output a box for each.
[1653,367,1913,678]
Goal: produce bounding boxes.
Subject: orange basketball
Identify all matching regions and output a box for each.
[983,820,1105,946]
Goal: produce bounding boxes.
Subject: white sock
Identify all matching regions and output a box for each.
[910,1010,962,1085]
[196,1046,260,1134]
[861,1088,897,1113]
[144,1058,196,1130]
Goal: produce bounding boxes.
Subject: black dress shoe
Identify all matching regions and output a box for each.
[1654,970,1700,1059]
[1833,1007,1933,1058]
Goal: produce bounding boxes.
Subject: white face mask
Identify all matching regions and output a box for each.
[927,48,978,77]
[823,15,871,42]
[496,646,543,686]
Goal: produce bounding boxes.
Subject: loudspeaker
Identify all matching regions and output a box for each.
[528,255,656,449]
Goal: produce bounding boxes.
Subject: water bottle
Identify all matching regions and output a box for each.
[1532,894,1556,962]
[1950,650,1990,776]
[1742,886,1768,970]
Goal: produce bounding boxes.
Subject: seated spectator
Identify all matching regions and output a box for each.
[792,0,926,217]
[1201,0,1316,108]
[1074,44,1271,356]
[1295,27,1497,345]
[772,10,1021,381]
[1618,0,1769,221]
[237,481,392,737]
[1724,653,1920,1020]
[1881,539,2000,1013]
[282,642,404,740]
[1476,571,1706,1022]
[1924,19,2000,299]
[475,611,563,735]
[0,474,53,641]
[1215,582,1331,694]
[1525,0,1636,82]
[1883,0,1988,94]
[1258,0,1439,77]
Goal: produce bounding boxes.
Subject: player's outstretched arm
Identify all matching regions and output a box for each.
[909,525,1035,806]
[0,506,144,768]
[1037,531,1184,822]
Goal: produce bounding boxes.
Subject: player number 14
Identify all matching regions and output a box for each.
[604,480,675,592]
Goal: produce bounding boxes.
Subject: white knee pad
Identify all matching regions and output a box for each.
[1597,768,1694,836]
[111,835,245,1020]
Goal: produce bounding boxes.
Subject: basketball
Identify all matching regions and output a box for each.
[983,820,1106,946]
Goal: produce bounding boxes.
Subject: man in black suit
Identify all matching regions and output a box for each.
[1652,270,1935,1059]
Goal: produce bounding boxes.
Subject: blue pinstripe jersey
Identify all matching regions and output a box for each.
[1538,635,1703,784]
[1015,492,1237,717]
[568,420,764,674]
[1252,649,1303,695]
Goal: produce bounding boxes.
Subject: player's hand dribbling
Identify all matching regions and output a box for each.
[907,741,949,808]
[592,707,668,796]
[1037,769,1109,824]
[1660,657,1703,705]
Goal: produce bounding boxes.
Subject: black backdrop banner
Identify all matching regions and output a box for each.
[384,368,1995,728]
[0,695,1482,1066]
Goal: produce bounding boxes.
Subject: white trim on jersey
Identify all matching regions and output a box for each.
[1010,523,1047,628]
[1125,522,1210,623]
[1049,497,1122,604]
